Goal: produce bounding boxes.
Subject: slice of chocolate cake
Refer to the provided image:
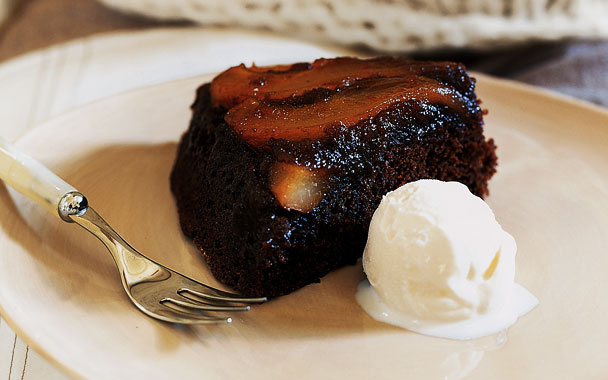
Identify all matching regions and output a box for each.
[170,57,497,298]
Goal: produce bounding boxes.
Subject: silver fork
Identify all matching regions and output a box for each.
[0,137,266,324]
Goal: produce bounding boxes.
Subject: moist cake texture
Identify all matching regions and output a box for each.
[170,57,497,298]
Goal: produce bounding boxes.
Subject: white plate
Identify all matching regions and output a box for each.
[0,71,607,379]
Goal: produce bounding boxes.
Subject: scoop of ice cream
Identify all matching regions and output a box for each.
[357,179,537,339]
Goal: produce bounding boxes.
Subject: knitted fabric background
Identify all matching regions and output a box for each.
[98,0,608,52]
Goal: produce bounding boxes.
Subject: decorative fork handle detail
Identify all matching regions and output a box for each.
[0,137,77,219]
[0,136,138,284]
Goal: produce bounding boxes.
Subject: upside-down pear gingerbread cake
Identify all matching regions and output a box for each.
[170,57,497,297]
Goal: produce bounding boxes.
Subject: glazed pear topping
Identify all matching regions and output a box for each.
[269,162,326,213]
[211,57,479,212]
[224,76,463,147]
[210,57,467,109]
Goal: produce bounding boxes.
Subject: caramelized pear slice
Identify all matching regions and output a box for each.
[225,76,465,148]
[269,162,326,213]
[210,57,467,108]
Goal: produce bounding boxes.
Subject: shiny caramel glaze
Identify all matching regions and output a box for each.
[224,76,476,148]
[210,57,476,109]
[214,57,479,151]
[216,57,484,211]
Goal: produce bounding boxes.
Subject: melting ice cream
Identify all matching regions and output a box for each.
[357,179,538,340]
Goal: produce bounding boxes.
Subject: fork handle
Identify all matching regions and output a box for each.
[0,136,77,219]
